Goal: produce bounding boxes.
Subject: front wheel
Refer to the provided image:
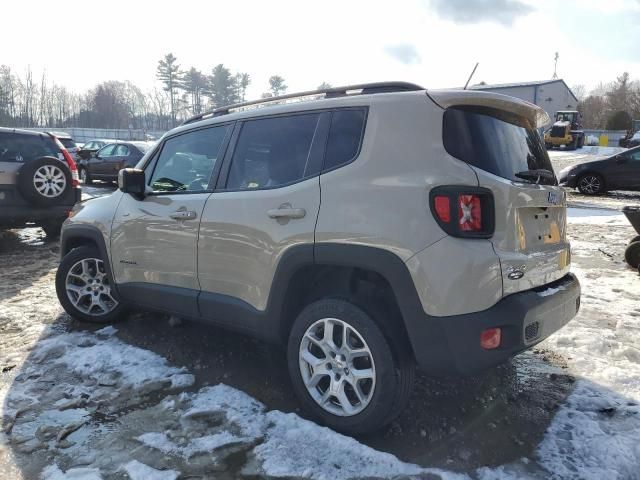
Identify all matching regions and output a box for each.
[577,173,605,195]
[55,245,125,323]
[287,298,414,435]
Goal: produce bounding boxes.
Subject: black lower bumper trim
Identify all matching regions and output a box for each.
[411,273,580,376]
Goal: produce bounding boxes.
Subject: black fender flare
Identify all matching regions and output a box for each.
[60,224,119,296]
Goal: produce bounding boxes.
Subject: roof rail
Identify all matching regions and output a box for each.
[181,81,424,126]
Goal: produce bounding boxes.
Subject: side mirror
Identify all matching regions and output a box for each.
[118,168,146,198]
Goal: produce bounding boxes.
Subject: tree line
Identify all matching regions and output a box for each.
[0,53,299,131]
[574,72,640,130]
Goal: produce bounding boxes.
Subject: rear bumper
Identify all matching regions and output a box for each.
[410,273,580,375]
[0,187,81,227]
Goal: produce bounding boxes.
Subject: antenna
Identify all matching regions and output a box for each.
[552,52,559,79]
[463,62,479,90]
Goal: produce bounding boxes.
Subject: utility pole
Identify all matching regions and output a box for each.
[552,52,559,79]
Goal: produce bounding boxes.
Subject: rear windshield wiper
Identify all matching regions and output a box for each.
[515,169,556,185]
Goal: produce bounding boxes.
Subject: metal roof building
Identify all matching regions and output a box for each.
[470,79,579,125]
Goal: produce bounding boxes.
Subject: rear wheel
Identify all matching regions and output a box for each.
[287,298,414,435]
[625,242,640,269]
[629,235,640,246]
[56,246,125,323]
[577,173,605,195]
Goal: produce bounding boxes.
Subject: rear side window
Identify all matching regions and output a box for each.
[0,133,58,162]
[113,145,130,156]
[59,138,76,149]
[323,109,366,171]
[443,107,556,185]
[226,113,321,190]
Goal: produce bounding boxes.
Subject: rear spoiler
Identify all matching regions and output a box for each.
[427,89,551,129]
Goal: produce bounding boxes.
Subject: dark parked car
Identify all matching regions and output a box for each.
[0,128,81,238]
[558,146,640,194]
[76,139,114,161]
[48,132,81,161]
[78,141,153,184]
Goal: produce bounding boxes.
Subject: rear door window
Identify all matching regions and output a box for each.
[114,145,130,156]
[443,107,557,185]
[226,113,321,190]
[323,109,366,171]
[97,145,117,157]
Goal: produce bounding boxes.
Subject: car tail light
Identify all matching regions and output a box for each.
[433,195,450,223]
[480,327,501,349]
[430,186,494,238]
[458,195,482,231]
[52,137,80,187]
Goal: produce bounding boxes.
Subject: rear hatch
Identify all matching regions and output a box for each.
[431,90,570,296]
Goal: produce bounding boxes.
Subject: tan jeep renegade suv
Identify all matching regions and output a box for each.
[56,82,580,434]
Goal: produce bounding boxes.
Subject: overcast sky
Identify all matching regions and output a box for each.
[2,0,638,98]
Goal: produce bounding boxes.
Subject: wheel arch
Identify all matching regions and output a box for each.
[269,243,427,363]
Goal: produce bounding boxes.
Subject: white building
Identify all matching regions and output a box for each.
[469,79,579,124]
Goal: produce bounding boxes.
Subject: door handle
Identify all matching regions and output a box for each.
[267,207,306,219]
[170,210,197,220]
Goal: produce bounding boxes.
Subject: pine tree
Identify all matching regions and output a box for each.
[156,53,180,126]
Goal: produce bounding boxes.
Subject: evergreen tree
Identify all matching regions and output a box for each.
[269,75,287,97]
[156,53,180,126]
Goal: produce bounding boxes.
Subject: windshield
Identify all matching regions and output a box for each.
[443,106,557,185]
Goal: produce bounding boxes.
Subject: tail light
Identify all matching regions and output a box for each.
[52,136,80,187]
[430,186,494,238]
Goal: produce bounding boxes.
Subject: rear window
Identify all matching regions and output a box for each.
[59,138,77,149]
[0,133,59,162]
[443,107,556,185]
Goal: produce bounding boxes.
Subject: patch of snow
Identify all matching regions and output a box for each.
[122,460,178,480]
[95,326,118,337]
[256,410,452,480]
[567,207,628,225]
[30,331,193,390]
[137,431,243,458]
[41,464,102,480]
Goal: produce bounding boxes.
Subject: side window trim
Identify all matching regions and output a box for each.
[145,122,235,196]
[216,111,329,192]
[320,106,369,174]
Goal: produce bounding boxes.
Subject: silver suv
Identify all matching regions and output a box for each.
[55,82,580,434]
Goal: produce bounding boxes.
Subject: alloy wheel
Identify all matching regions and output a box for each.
[299,317,376,417]
[33,164,67,198]
[579,175,601,194]
[65,258,118,316]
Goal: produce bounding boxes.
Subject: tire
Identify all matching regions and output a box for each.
[629,235,640,246]
[577,134,584,149]
[79,167,93,185]
[567,136,578,151]
[545,143,553,150]
[577,173,605,195]
[55,245,125,323]
[287,298,414,435]
[17,157,72,206]
[625,242,640,269]
[41,222,63,240]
